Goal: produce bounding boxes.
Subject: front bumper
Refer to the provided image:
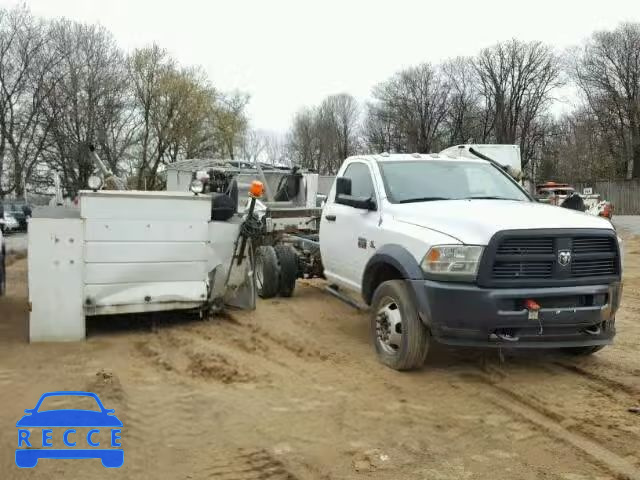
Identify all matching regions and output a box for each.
[410,279,622,348]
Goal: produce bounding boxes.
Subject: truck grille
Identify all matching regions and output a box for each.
[478,230,620,287]
[496,238,554,255]
[492,261,553,279]
[571,258,617,277]
[572,237,616,254]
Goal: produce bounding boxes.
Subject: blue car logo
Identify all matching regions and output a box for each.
[15,391,123,468]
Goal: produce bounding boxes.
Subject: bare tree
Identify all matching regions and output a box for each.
[371,63,450,153]
[572,23,640,178]
[441,57,489,145]
[287,93,360,174]
[241,128,267,163]
[41,19,131,195]
[287,107,319,170]
[213,91,249,160]
[320,93,360,160]
[362,101,406,154]
[0,6,55,197]
[129,47,219,188]
[128,44,169,188]
[473,39,562,169]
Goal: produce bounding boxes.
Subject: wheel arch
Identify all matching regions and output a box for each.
[361,244,423,305]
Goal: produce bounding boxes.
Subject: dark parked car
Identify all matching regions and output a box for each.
[2,201,31,231]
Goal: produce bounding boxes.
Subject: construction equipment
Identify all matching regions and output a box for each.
[27,147,265,341]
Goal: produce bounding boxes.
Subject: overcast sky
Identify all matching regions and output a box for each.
[3,0,640,133]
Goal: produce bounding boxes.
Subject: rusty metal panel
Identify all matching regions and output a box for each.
[85,281,207,307]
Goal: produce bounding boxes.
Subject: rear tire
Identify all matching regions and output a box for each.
[274,245,298,297]
[563,345,606,356]
[370,280,430,371]
[255,246,279,299]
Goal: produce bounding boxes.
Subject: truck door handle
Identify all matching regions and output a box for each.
[325,214,336,221]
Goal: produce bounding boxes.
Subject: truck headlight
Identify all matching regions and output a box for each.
[421,245,484,279]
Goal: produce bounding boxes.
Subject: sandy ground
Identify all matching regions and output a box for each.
[1,235,639,479]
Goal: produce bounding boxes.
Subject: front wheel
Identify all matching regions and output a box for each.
[370,280,430,371]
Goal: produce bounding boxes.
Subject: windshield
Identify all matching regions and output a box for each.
[378,160,530,204]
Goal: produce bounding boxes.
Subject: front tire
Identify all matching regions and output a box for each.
[370,280,430,371]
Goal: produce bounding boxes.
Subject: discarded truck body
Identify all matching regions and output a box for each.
[28,190,255,342]
[535,182,614,219]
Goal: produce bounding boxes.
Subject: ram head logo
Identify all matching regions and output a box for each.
[558,250,572,267]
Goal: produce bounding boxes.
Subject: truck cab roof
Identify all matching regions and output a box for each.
[347,153,487,164]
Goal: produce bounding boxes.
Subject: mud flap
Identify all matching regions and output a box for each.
[223,244,256,310]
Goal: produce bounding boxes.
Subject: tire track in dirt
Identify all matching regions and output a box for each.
[132,327,260,385]
[461,369,640,480]
[224,313,345,365]
[0,367,16,386]
[196,448,300,479]
[228,290,635,478]
[481,358,640,453]
[552,361,640,397]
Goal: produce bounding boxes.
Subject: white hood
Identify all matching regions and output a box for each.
[390,200,614,245]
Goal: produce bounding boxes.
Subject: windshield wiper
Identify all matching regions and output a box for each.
[462,196,523,201]
[398,196,451,204]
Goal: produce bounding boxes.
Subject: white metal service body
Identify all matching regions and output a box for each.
[319,151,622,369]
[28,190,253,341]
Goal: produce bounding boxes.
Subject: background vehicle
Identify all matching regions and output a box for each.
[1,211,20,233]
[2,200,32,231]
[310,149,621,370]
[167,159,327,300]
[27,148,263,342]
[440,144,523,180]
[536,182,614,219]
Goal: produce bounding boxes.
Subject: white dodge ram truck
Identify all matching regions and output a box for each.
[319,153,622,370]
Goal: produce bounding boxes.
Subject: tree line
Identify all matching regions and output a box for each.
[287,22,640,183]
[2,4,638,197]
[0,5,252,198]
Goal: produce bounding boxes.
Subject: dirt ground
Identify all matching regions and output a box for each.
[1,234,640,479]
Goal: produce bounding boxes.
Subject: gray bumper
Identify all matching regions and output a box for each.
[410,279,622,348]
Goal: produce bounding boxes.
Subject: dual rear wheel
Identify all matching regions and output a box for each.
[255,245,298,299]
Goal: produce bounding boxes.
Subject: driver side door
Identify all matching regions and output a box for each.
[321,161,380,292]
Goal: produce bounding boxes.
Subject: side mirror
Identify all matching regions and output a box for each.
[336,195,376,210]
[335,177,351,196]
[334,176,376,210]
